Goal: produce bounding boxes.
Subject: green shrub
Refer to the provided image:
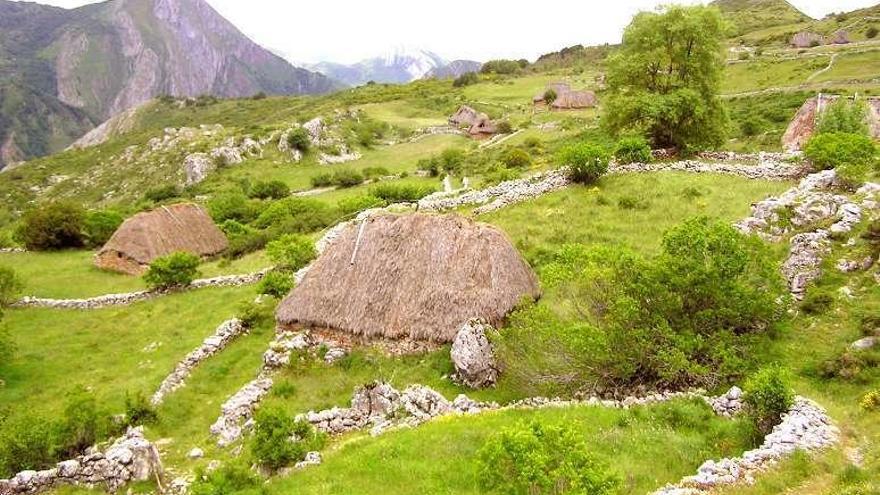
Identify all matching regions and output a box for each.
[83,211,123,248]
[0,266,23,311]
[613,136,652,164]
[287,127,311,153]
[143,252,201,289]
[362,167,391,179]
[617,195,649,210]
[253,197,335,232]
[144,185,180,203]
[251,407,325,471]
[249,181,290,200]
[801,289,835,315]
[480,59,523,75]
[861,390,880,411]
[208,193,260,224]
[543,88,558,105]
[816,99,869,136]
[15,202,85,250]
[56,388,115,458]
[370,183,437,203]
[237,299,276,328]
[266,234,316,271]
[804,132,878,172]
[258,270,294,298]
[477,421,619,495]
[481,167,521,187]
[337,195,385,216]
[190,461,266,495]
[225,230,270,259]
[502,148,532,169]
[310,173,334,188]
[868,26,879,39]
[332,169,365,188]
[739,114,767,137]
[124,392,158,427]
[558,143,610,184]
[820,348,880,382]
[496,121,514,134]
[0,414,56,476]
[744,365,794,434]
[452,71,479,87]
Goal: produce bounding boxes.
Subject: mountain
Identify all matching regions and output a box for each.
[423,60,483,80]
[711,0,812,35]
[310,48,447,86]
[0,0,335,169]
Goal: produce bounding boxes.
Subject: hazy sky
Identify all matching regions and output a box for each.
[13,0,877,64]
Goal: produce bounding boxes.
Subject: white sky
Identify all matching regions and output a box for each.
[12,0,878,64]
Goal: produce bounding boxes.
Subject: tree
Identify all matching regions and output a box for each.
[603,5,729,152]
[557,143,610,184]
[83,211,124,248]
[15,202,85,250]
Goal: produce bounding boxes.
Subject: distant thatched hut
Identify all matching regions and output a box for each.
[276,213,540,343]
[790,32,823,48]
[468,116,497,135]
[533,82,571,103]
[551,90,597,109]
[830,30,850,45]
[95,203,228,275]
[449,105,482,127]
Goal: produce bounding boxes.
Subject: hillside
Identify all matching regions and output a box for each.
[0,0,335,169]
[712,0,812,35]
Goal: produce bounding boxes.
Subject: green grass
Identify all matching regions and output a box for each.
[0,250,269,298]
[268,399,755,495]
[813,50,880,84]
[356,101,448,130]
[481,172,791,264]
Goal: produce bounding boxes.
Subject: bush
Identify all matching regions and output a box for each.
[801,289,835,314]
[251,407,325,471]
[253,197,336,232]
[861,390,880,411]
[83,211,123,248]
[501,148,532,170]
[0,414,56,476]
[370,183,437,203]
[190,461,266,495]
[15,202,85,250]
[287,127,311,153]
[56,388,115,458]
[144,185,180,203]
[249,181,290,200]
[266,234,316,271]
[496,121,514,134]
[744,365,794,434]
[452,71,479,87]
[558,143,610,184]
[208,193,261,224]
[477,421,619,495]
[543,88,558,105]
[225,230,270,259]
[480,59,523,75]
[332,169,365,188]
[740,114,767,137]
[310,173,333,188]
[124,392,158,427]
[868,26,879,39]
[337,195,385,216]
[816,99,869,136]
[0,266,23,311]
[143,252,201,289]
[613,136,652,164]
[804,132,878,175]
[362,167,391,179]
[237,298,275,328]
[258,270,294,298]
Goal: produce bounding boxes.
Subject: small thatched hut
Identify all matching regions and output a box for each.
[468,116,497,135]
[551,90,597,109]
[830,30,850,45]
[790,32,823,48]
[276,213,540,343]
[449,105,482,127]
[95,203,228,275]
[533,82,571,103]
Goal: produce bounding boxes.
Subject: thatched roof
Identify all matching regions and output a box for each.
[551,90,597,109]
[276,213,540,343]
[449,105,482,127]
[533,82,571,103]
[97,203,228,265]
[831,30,850,45]
[468,116,497,135]
[790,32,822,48]
[782,94,880,151]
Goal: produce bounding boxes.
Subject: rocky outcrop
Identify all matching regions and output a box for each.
[151,319,248,406]
[0,428,162,495]
[451,320,498,388]
[69,104,144,150]
[653,398,838,494]
[183,153,213,186]
[783,231,831,299]
[707,386,744,418]
[851,337,878,351]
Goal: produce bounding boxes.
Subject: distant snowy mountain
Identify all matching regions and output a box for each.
[309,47,448,86]
[424,60,483,79]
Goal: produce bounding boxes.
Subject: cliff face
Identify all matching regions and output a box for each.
[0,0,335,168]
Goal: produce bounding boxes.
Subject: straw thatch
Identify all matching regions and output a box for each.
[95,203,228,275]
[449,105,482,127]
[276,213,540,343]
[551,90,597,109]
[790,32,822,48]
[782,94,880,151]
[830,30,850,45]
[468,116,497,135]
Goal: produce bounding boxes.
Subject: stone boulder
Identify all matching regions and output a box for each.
[451,320,498,388]
[351,382,401,419]
[184,153,214,186]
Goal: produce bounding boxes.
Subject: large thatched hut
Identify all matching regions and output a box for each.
[276,213,540,343]
[551,90,597,109]
[790,32,823,48]
[95,203,228,275]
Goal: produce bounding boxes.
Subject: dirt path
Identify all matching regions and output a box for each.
[807,53,838,82]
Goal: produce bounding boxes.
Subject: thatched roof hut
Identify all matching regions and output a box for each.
[551,90,597,109]
[449,105,482,127]
[276,213,540,343]
[790,32,823,48]
[95,203,228,275]
[533,82,571,103]
[831,30,850,45]
[468,116,497,135]
[782,94,880,151]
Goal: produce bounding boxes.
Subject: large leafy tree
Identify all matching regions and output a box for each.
[604,5,729,152]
